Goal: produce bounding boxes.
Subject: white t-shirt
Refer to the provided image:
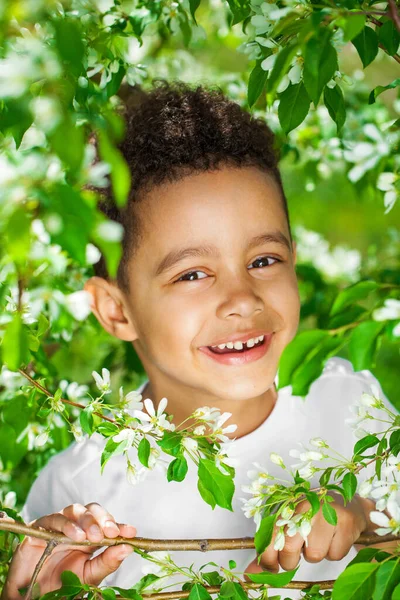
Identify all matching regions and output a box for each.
[21,357,395,598]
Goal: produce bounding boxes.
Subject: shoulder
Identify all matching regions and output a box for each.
[319,356,391,405]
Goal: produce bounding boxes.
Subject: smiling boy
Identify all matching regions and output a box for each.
[3,80,396,600]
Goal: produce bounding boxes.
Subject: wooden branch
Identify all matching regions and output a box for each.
[140,580,336,599]
[388,0,400,32]
[1,515,399,553]
[25,539,59,600]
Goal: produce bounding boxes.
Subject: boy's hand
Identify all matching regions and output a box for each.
[1,502,136,600]
[244,492,374,576]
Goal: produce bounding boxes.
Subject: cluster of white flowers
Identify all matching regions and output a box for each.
[288,439,329,480]
[372,299,400,338]
[293,224,362,283]
[345,383,388,439]
[240,462,280,529]
[377,171,399,215]
[275,507,312,550]
[343,124,394,183]
[192,406,238,443]
[0,490,17,510]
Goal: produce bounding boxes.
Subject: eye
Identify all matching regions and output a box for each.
[174,270,209,283]
[248,255,281,269]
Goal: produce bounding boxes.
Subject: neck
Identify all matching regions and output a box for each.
[140,380,278,440]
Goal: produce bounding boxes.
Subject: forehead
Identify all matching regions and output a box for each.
[138,165,288,246]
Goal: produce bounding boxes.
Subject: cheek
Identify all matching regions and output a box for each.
[144,291,206,354]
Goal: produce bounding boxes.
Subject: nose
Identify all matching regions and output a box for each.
[216,273,264,320]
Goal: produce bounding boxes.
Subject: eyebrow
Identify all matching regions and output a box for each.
[155,231,292,277]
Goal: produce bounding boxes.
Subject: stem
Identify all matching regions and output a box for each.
[388,0,400,32]
[25,539,59,600]
[0,515,397,552]
[138,580,336,599]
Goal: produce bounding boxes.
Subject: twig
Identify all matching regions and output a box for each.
[0,515,398,552]
[18,368,116,424]
[139,580,336,599]
[388,0,400,32]
[25,539,59,600]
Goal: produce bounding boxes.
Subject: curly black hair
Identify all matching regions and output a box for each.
[93,78,292,293]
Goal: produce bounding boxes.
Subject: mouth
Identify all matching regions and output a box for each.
[198,333,274,366]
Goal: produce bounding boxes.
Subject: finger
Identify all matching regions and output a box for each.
[85,503,137,539]
[303,511,334,564]
[251,526,281,576]
[62,503,111,544]
[84,543,134,585]
[29,512,87,544]
[278,530,304,571]
[327,510,357,561]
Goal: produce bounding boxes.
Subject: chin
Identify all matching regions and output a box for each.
[208,377,276,403]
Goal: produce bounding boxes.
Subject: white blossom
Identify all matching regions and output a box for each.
[92,368,112,394]
[133,397,176,435]
[126,461,148,485]
[370,497,400,535]
[119,386,144,413]
[210,412,238,443]
[270,453,285,468]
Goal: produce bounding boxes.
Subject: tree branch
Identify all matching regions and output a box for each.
[0,514,398,553]
[25,539,59,600]
[388,0,400,33]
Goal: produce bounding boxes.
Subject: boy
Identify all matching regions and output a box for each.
[2,80,395,599]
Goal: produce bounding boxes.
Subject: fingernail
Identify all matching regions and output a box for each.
[105,520,119,532]
[89,525,102,536]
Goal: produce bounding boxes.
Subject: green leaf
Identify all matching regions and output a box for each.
[138,438,150,468]
[100,437,129,473]
[96,422,119,437]
[392,583,400,600]
[332,563,378,600]
[347,547,381,568]
[254,513,277,555]
[156,431,183,457]
[167,455,188,482]
[378,19,400,56]
[188,583,212,600]
[351,26,379,68]
[247,61,269,108]
[305,492,321,517]
[219,581,248,600]
[303,30,338,106]
[329,281,379,316]
[111,587,143,600]
[2,312,31,371]
[49,119,85,175]
[337,13,366,42]
[197,477,216,509]
[106,64,126,98]
[245,566,299,586]
[5,207,31,264]
[101,590,117,600]
[53,19,84,74]
[369,78,400,104]
[342,472,357,502]
[225,0,251,27]
[276,329,330,390]
[322,501,337,526]
[80,405,94,436]
[266,41,299,105]
[188,0,201,25]
[323,84,346,135]
[197,458,234,511]
[98,129,131,208]
[278,82,311,134]
[372,558,400,600]
[290,335,343,397]
[354,435,379,456]
[348,320,385,371]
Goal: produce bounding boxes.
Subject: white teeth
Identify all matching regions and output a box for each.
[210,334,266,350]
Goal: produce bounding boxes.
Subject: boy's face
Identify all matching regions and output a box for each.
[89,165,300,404]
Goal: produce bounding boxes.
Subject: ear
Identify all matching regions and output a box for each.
[84,277,138,342]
